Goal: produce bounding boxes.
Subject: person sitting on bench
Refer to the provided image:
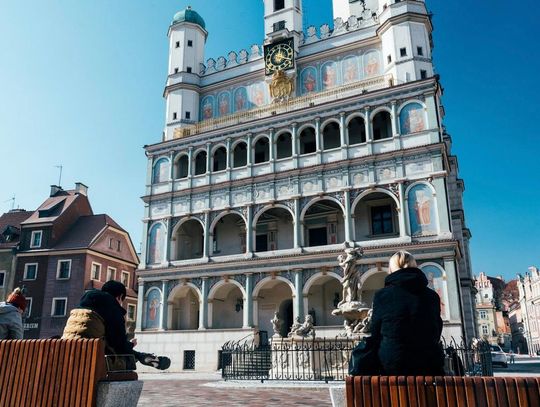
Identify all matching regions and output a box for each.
[62,280,170,370]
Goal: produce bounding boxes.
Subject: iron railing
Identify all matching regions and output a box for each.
[221,336,493,382]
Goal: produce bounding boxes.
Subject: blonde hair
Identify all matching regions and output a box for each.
[389,251,417,273]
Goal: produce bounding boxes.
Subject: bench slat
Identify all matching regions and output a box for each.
[362,376,373,406]
[406,376,418,407]
[525,377,540,407]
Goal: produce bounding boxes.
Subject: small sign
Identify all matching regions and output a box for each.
[23,323,38,330]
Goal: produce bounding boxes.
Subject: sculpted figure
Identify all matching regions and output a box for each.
[338,248,362,305]
[271,311,282,337]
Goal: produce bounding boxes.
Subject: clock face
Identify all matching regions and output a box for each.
[264,38,295,75]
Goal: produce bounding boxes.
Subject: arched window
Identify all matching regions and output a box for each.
[213,146,227,172]
[322,122,340,150]
[372,111,392,141]
[152,158,169,184]
[348,117,366,144]
[254,138,269,164]
[300,127,316,154]
[233,142,247,168]
[399,103,426,135]
[194,151,207,175]
[175,155,189,179]
[276,132,292,159]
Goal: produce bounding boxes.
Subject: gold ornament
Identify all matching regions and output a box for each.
[269,70,294,102]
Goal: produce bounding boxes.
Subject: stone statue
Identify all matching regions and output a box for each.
[289,315,315,338]
[271,311,282,337]
[338,247,363,305]
[288,316,302,337]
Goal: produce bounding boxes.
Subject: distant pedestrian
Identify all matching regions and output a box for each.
[509,350,515,364]
[0,287,27,339]
[350,251,444,376]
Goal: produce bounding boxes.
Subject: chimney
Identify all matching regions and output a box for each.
[75,182,88,196]
[50,185,63,197]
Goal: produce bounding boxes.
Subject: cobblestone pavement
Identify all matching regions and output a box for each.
[138,378,333,407]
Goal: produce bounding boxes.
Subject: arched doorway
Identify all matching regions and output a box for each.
[359,271,388,307]
[303,199,345,247]
[254,207,294,252]
[305,274,342,326]
[169,285,200,330]
[208,282,244,329]
[211,213,246,256]
[254,279,294,337]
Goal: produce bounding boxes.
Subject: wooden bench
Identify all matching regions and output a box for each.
[346,376,540,407]
[0,338,138,407]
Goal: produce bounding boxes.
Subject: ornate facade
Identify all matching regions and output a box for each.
[135,0,476,372]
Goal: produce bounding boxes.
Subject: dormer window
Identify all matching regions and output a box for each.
[30,230,42,248]
[274,0,285,11]
[273,20,286,32]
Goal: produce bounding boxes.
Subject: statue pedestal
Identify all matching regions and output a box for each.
[269,337,362,381]
[332,302,372,339]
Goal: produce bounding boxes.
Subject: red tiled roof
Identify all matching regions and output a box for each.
[52,214,126,250]
[0,210,33,248]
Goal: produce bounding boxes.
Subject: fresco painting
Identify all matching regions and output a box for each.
[217,92,231,116]
[321,61,339,90]
[300,67,318,94]
[408,184,437,237]
[152,158,169,184]
[250,82,267,107]
[342,56,360,84]
[233,87,249,112]
[421,265,448,320]
[201,96,214,120]
[364,50,381,77]
[145,288,162,329]
[400,103,426,134]
[148,223,165,264]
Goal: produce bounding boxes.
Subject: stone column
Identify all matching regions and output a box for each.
[136,279,144,331]
[291,122,299,168]
[293,197,301,248]
[168,151,175,182]
[315,117,322,164]
[163,217,171,265]
[187,147,194,188]
[159,280,168,330]
[247,133,253,177]
[294,269,304,320]
[245,205,254,255]
[199,278,209,329]
[140,218,149,267]
[269,128,275,173]
[444,257,462,324]
[364,107,373,155]
[391,100,402,149]
[206,142,212,184]
[343,189,353,243]
[340,112,348,160]
[226,137,232,181]
[244,274,254,328]
[398,182,408,238]
[203,211,210,259]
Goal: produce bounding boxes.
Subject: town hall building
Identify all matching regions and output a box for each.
[135,0,476,372]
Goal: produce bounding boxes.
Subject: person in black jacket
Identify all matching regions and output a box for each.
[351,251,444,376]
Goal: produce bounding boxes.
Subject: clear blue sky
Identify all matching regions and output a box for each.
[1,1,538,281]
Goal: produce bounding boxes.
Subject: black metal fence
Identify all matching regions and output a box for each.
[221,335,493,382]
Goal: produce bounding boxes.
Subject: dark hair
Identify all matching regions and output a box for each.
[102,280,127,301]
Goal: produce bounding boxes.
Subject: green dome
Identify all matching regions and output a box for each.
[172,6,206,29]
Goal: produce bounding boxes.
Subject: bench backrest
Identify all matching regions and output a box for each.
[346,376,540,407]
[0,338,107,407]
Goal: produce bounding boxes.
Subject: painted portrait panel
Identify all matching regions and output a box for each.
[341,55,360,84]
[421,265,448,320]
[363,50,381,77]
[321,61,339,90]
[145,288,162,329]
[217,91,231,117]
[147,223,165,264]
[299,66,318,95]
[408,184,437,237]
[400,103,426,135]
[233,87,249,112]
[249,81,267,107]
[152,158,169,184]
[201,96,215,120]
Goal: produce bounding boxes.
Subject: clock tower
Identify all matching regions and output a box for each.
[263,0,303,40]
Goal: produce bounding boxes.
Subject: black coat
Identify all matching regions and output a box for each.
[369,267,444,376]
[78,290,134,355]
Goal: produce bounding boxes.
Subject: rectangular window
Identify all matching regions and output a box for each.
[308,227,328,247]
[175,41,180,48]
[482,325,489,335]
[173,112,177,120]
[51,298,67,317]
[108,238,114,249]
[23,298,32,318]
[127,304,136,321]
[0,271,5,287]
[371,205,394,235]
[106,267,116,282]
[273,20,286,32]
[30,230,42,248]
[186,67,192,73]
[274,0,285,11]
[183,350,196,370]
[387,55,392,63]
[91,262,101,281]
[185,111,191,120]
[187,40,193,47]
[479,310,487,319]
[56,260,71,280]
[121,271,130,287]
[174,67,179,74]
[400,47,407,57]
[256,234,268,252]
[24,263,38,280]
[420,70,427,79]
[417,46,424,56]
[116,240,121,251]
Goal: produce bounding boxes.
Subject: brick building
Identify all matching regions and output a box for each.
[13,183,139,338]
